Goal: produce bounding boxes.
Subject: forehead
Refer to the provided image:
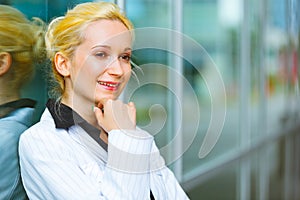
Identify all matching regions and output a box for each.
[83,19,132,47]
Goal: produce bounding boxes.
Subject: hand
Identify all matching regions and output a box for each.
[94,99,136,132]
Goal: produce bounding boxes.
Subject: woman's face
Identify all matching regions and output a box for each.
[68,19,132,106]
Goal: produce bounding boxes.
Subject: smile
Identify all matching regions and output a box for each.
[97,81,120,90]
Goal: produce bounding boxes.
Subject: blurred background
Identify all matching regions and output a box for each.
[1,0,299,199]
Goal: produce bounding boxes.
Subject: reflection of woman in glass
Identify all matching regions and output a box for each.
[19,2,189,199]
[0,5,45,200]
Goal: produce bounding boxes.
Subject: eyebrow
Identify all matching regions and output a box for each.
[91,45,132,52]
[91,45,110,49]
[124,47,132,51]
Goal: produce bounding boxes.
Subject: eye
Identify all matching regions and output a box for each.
[95,52,108,59]
[119,54,131,62]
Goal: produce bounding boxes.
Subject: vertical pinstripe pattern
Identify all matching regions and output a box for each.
[19,108,189,199]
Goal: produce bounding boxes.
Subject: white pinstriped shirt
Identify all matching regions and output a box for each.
[19,102,189,200]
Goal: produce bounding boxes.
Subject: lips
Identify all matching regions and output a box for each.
[97,81,120,91]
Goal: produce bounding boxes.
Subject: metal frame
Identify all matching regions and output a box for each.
[239,0,251,199]
[257,0,269,199]
[168,0,184,182]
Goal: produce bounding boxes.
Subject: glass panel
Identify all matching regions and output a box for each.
[125,0,173,158]
[127,0,170,28]
[265,0,291,133]
[2,0,49,122]
[5,0,98,122]
[186,164,238,199]
[182,0,240,175]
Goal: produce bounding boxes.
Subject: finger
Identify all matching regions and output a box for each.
[97,98,109,109]
[128,101,136,109]
[127,102,136,127]
[93,106,103,123]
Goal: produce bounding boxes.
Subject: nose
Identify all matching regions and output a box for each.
[106,57,124,76]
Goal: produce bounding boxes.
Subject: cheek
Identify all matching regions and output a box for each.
[72,62,101,91]
[70,56,87,79]
[82,59,106,79]
[124,67,132,82]
[73,52,107,75]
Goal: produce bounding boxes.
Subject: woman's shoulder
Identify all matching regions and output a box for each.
[20,108,64,142]
[19,108,75,159]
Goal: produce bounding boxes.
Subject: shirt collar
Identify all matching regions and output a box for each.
[46,99,85,129]
[46,99,108,151]
[0,98,36,109]
[0,98,36,118]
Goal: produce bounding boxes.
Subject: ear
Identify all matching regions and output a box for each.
[54,52,71,77]
[0,52,12,76]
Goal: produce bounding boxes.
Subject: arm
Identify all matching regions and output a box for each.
[103,128,154,199]
[95,99,189,199]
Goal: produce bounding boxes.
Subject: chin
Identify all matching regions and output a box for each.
[94,94,119,102]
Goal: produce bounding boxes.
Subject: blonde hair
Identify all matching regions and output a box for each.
[45,1,134,98]
[0,5,46,90]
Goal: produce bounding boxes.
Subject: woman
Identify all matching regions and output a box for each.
[0,5,45,200]
[19,2,189,199]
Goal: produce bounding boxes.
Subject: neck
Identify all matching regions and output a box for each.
[0,90,20,105]
[61,96,99,128]
[0,89,20,117]
[0,73,20,105]
[100,129,108,144]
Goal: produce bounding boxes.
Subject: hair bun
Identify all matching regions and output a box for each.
[30,17,47,63]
